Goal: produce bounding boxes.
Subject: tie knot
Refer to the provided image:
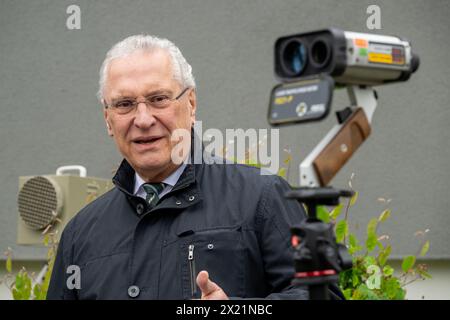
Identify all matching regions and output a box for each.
[142,182,165,196]
[142,182,165,209]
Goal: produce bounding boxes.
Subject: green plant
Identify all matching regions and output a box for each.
[1,232,58,300]
[2,183,104,300]
[237,145,431,300]
[221,144,293,179]
[316,174,431,300]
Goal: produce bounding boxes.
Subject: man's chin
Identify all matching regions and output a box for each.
[129,157,178,176]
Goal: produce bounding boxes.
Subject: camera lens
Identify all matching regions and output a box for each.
[280,39,307,76]
[310,39,331,68]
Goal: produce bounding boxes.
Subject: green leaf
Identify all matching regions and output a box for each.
[329,204,344,220]
[277,167,286,178]
[43,234,49,247]
[401,255,416,272]
[383,265,394,276]
[417,268,432,279]
[283,154,292,165]
[317,206,330,223]
[348,245,363,255]
[349,191,358,206]
[383,277,403,300]
[6,256,12,273]
[363,256,376,268]
[47,248,54,261]
[40,256,56,299]
[365,233,378,253]
[351,286,365,300]
[33,284,46,300]
[348,233,358,248]
[378,245,392,266]
[378,209,391,222]
[352,270,360,287]
[23,275,32,300]
[367,218,378,236]
[354,284,380,300]
[420,241,430,257]
[335,220,348,243]
[343,288,353,300]
[394,288,406,300]
[12,288,22,300]
[376,240,384,251]
[15,272,24,290]
[338,270,349,289]
[245,161,261,168]
[348,233,363,255]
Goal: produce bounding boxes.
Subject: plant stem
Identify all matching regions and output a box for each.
[343,196,351,246]
[401,275,420,288]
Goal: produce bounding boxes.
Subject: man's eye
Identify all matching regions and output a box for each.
[150,95,170,103]
[115,100,134,108]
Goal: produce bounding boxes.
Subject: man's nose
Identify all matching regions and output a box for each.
[133,102,156,129]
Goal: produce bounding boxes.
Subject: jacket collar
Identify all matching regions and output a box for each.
[111,158,200,218]
[112,158,196,196]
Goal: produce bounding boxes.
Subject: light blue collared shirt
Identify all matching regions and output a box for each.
[133,163,187,200]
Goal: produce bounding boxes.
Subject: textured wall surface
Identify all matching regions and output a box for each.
[0,0,449,259]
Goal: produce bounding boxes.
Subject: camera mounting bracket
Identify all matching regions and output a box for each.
[299,85,378,187]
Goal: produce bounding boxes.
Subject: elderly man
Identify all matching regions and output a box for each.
[47,35,332,300]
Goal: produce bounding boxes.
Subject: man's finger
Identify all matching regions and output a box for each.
[196,270,220,295]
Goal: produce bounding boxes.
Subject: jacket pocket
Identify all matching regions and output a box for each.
[78,252,129,299]
[179,226,244,299]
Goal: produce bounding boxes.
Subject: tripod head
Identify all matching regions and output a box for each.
[286,187,353,300]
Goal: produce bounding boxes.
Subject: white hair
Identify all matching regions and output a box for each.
[97,34,196,102]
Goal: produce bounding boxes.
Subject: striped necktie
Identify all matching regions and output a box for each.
[142,183,165,209]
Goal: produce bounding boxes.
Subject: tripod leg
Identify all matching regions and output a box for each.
[309,284,329,300]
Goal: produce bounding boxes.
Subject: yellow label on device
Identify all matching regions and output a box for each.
[274,95,293,105]
[368,52,393,64]
[368,42,405,65]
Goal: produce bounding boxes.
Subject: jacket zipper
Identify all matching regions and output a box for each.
[188,244,197,298]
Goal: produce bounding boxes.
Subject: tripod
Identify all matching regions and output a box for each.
[284,86,378,299]
[286,187,353,300]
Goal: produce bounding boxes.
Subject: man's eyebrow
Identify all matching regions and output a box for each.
[111,95,133,100]
[143,89,173,96]
[109,91,134,100]
[110,89,173,100]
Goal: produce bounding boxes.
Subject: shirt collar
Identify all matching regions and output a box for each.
[133,162,187,196]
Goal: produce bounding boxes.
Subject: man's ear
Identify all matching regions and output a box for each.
[103,108,114,136]
[188,89,197,124]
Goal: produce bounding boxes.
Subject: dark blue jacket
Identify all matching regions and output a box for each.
[47,158,324,299]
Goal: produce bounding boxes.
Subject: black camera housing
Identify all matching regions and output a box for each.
[275,28,347,82]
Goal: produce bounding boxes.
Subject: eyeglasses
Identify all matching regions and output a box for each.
[105,87,190,115]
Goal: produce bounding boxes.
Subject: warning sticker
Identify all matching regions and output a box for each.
[368,52,393,64]
[368,42,405,65]
[354,38,368,48]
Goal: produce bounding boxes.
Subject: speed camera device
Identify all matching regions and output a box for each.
[270,28,420,300]
[17,165,113,245]
[268,28,419,186]
[274,28,419,86]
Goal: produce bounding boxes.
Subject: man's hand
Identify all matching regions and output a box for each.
[196,270,229,300]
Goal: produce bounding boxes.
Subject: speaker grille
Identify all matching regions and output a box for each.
[18,176,60,230]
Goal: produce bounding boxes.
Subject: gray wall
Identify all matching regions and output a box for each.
[1,0,449,259]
